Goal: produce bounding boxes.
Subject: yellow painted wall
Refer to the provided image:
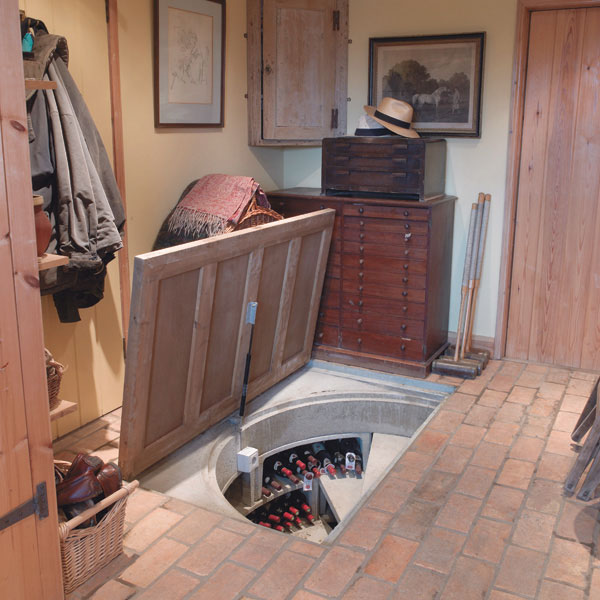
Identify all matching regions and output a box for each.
[284,0,518,341]
[20,0,125,438]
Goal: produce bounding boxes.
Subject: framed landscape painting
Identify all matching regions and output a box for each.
[154,0,225,127]
[369,33,485,137]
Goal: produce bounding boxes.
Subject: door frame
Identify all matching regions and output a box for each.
[494,0,600,359]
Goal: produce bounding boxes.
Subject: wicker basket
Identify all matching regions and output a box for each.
[45,348,65,411]
[225,194,283,232]
[58,480,139,594]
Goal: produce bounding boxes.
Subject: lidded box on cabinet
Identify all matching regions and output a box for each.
[321,137,446,201]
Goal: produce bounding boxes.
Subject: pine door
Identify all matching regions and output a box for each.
[505,7,600,368]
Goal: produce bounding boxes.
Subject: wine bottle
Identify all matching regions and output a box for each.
[340,438,363,474]
[325,440,348,474]
[273,459,301,484]
[286,451,307,472]
[311,442,337,476]
[292,491,313,516]
[262,486,272,498]
[300,447,322,478]
[263,472,283,491]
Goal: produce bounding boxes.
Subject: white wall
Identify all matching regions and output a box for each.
[283,0,518,340]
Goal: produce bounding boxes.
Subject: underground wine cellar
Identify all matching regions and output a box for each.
[138,361,454,544]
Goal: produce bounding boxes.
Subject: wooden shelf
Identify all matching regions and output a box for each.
[38,253,68,271]
[49,399,77,422]
[25,79,57,90]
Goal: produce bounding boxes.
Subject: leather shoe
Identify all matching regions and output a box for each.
[56,469,104,507]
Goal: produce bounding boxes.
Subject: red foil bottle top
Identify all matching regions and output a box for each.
[283,521,293,529]
[288,506,299,515]
[295,460,307,470]
[262,487,272,496]
[282,511,294,521]
[327,465,336,475]
[301,503,311,513]
[267,514,281,523]
[271,480,283,490]
[281,467,293,477]
[294,517,302,526]
[275,525,285,532]
[306,513,316,522]
[311,467,321,478]
[259,521,271,528]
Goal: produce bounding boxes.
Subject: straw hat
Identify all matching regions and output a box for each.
[363,97,420,139]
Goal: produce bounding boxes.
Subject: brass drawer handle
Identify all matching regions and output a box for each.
[401,344,406,351]
[403,264,409,270]
[357,337,362,344]
[359,259,364,265]
[403,277,408,284]
[403,210,409,217]
[405,223,410,230]
[359,220,365,227]
[402,291,408,297]
[358,300,363,307]
[359,233,365,240]
[359,246,364,253]
[358,272,364,278]
[357,318,363,325]
[318,332,324,339]
[358,286,363,292]
[401,324,407,330]
[404,233,412,241]
[402,306,408,312]
[358,207,364,214]
[404,250,409,257]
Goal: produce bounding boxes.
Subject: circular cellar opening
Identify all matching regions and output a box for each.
[139,361,454,544]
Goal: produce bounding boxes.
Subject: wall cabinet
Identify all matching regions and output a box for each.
[246,0,348,146]
[269,188,456,377]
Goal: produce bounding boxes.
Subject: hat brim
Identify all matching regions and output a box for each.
[364,105,420,139]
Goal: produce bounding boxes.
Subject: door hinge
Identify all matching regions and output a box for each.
[0,482,49,532]
[331,108,339,129]
[333,10,340,31]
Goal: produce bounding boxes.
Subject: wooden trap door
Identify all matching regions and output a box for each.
[119,211,334,479]
[506,8,600,368]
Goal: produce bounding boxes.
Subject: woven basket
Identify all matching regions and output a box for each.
[225,194,283,232]
[58,480,139,594]
[45,349,65,411]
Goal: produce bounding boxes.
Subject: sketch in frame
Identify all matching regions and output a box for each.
[154,0,225,127]
[369,33,485,137]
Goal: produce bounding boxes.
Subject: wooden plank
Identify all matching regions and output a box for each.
[0,1,63,596]
[107,0,131,348]
[119,211,334,479]
[246,0,263,146]
[24,79,57,90]
[37,252,69,270]
[49,400,78,422]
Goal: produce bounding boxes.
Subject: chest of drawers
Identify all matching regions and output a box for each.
[268,188,455,377]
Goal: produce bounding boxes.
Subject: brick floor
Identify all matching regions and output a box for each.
[57,360,600,599]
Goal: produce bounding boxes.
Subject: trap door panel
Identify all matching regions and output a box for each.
[119,210,334,479]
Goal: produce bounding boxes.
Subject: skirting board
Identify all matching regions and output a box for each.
[446,332,495,355]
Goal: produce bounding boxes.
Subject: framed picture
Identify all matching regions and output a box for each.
[154,0,225,127]
[369,33,485,137]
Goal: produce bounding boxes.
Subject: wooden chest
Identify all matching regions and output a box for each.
[268,188,456,377]
[321,137,446,201]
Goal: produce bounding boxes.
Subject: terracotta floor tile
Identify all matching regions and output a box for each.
[488,374,519,393]
[561,394,590,414]
[470,442,508,470]
[395,450,434,471]
[412,527,466,574]
[464,404,497,428]
[545,537,590,588]
[439,556,495,600]
[463,517,511,563]
[443,393,477,413]
[537,452,574,482]
[393,565,446,600]
[230,528,287,570]
[89,580,135,600]
[168,507,223,545]
[538,381,566,400]
[450,424,486,449]
[411,430,450,455]
[538,580,585,600]
[488,591,523,600]
[367,475,415,513]
[413,470,458,504]
[177,528,245,576]
[287,539,325,558]
[553,410,580,433]
[566,378,597,397]
[484,422,520,446]
[522,415,553,438]
[364,535,418,583]
[590,569,600,600]
[90,444,120,464]
[528,398,558,418]
[546,368,571,384]
[120,538,188,588]
[516,370,546,388]
[342,576,393,600]
[495,545,546,597]
[570,371,598,382]
[290,592,324,600]
[511,509,556,552]
[495,402,525,424]
[125,489,167,525]
[497,459,535,490]
[339,507,393,550]
[248,551,315,600]
[124,506,184,554]
[525,479,564,515]
[304,547,365,597]
[219,517,256,536]
[161,498,200,516]
[135,569,200,600]
[507,386,536,405]
[457,378,488,397]
[455,465,496,499]
[482,485,525,522]
[434,444,473,474]
[509,436,545,462]
[546,429,580,456]
[435,493,481,533]
[428,409,465,433]
[70,428,120,454]
[477,389,508,408]
[390,499,440,541]
[556,501,599,544]
[189,562,256,600]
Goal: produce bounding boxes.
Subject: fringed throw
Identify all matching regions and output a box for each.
[168,174,269,238]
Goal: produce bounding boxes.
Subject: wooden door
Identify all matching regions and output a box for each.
[259,0,348,141]
[119,210,334,479]
[505,7,600,368]
[0,1,63,597]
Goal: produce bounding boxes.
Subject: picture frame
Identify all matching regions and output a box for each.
[154,0,225,128]
[369,33,485,137]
